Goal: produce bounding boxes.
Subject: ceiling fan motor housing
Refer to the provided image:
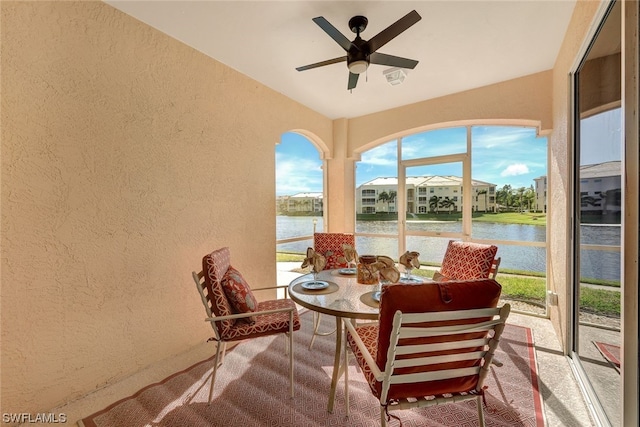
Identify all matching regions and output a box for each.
[349,15,368,34]
[347,37,370,73]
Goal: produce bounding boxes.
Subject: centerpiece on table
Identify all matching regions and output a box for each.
[357,255,400,285]
[340,243,358,274]
[300,247,327,289]
[399,251,421,283]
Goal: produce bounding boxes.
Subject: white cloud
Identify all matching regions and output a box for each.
[473,127,536,149]
[500,163,530,177]
[360,143,397,167]
[276,154,323,195]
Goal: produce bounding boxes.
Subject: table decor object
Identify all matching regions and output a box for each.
[301,247,327,286]
[399,250,421,283]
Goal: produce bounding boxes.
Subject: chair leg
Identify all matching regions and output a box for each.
[289,313,295,398]
[477,395,486,427]
[309,311,321,349]
[219,342,227,366]
[208,341,223,404]
[380,405,387,427]
[284,333,290,356]
[309,312,337,350]
[344,329,349,417]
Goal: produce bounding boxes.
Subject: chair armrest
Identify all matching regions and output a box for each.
[251,284,290,298]
[206,305,295,323]
[343,319,383,380]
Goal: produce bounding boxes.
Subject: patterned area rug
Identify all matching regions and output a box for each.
[593,341,621,370]
[79,311,544,427]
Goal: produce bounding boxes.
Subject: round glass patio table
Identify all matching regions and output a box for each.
[288,269,381,413]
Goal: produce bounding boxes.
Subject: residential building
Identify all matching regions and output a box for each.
[356,176,496,214]
[287,192,323,213]
[534,161,622,216]
[534,175,548,213]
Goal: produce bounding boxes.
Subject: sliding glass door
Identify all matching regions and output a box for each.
[571,2,622,425]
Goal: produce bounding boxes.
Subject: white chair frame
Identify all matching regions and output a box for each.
[192,270,296,403]
[343,304,511,426]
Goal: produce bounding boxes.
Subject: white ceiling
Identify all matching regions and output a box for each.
[105,1,577,120]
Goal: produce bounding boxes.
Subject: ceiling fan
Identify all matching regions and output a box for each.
[296,10,422,90]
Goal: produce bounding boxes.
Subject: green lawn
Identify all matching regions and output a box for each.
[276,253,620,317]
[356,211,547,226]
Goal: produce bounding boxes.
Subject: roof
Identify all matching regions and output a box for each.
[290,192,323,199]
[359,175,496,187]
[580,161,621,179]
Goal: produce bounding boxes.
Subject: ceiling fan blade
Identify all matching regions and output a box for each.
[347,72,359,90]
[296,56,346,72]
[312,16,353,51]
[369,52,419,69]
[366,10,421,53]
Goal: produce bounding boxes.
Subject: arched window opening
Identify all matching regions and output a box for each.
[355,124,548,316]
[276,132,324,261]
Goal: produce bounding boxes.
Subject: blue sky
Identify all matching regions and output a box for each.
[276,125,550,196]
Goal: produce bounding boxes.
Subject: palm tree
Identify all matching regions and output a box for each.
[496,184,513,209]
[378,191,390,212]
[516,187,526,212]
[429,195,440,213]
[524,185,536,211]
[439,197,454,214]
[388,190,397,211]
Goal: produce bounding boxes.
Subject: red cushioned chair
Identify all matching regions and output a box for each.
[193,247,301,403]
[343,279,510,426]
[309,232,356,349]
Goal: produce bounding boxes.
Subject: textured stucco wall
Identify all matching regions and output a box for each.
[346,70,553,153]
[548,0,601,350]
[1,1,331,415]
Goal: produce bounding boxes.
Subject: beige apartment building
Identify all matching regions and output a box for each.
[357,176,496,214]
[534,160,622,216]
[280,192,323,214]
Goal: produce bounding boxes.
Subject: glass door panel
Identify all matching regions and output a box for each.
[404,162,464,236]
[572,2,621,425]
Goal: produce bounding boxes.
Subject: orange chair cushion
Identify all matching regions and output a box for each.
[368,279,502,400]
[221,266,258,324]
[203,248,236,334]
[439,240,498,280]
[313,233,355,270]
[220,299,302,341]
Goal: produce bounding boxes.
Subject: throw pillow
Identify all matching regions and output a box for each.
[221,266,258,324]
[439,240,498,280]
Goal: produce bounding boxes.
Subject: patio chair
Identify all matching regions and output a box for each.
[433,240,499,282]
[343,279,509,426]
[193,247,301,403]
[308,232,355,349]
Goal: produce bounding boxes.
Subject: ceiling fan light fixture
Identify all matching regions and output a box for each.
[383,67,407,85]
[348,60,369,75]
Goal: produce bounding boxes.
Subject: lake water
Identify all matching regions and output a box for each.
[276,216,620,281]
